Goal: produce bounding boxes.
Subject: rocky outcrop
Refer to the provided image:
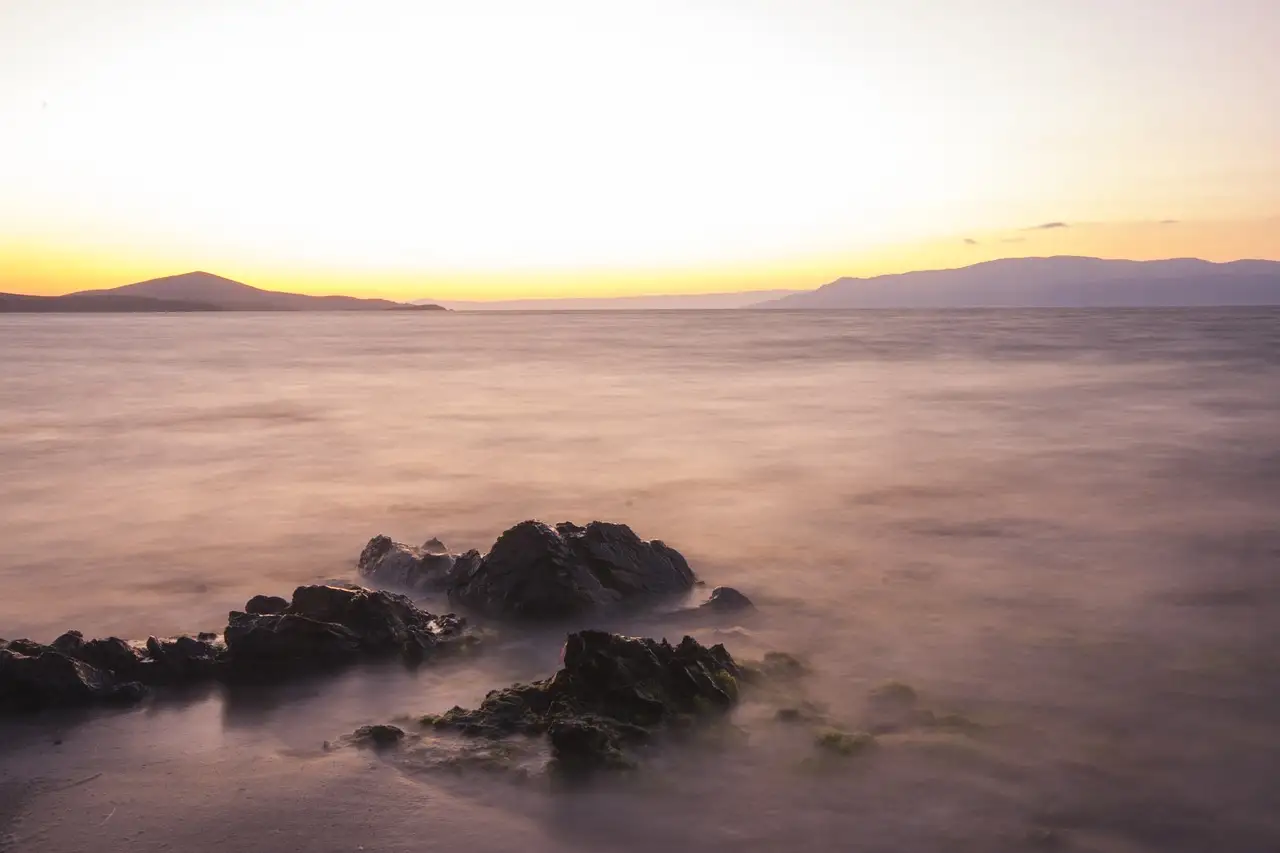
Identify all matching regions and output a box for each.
[244,595,289,615]
[357,535,480,593]
[444,521,697,619]
[0,645,147,710]
[1,584,475,711]
[225,584,472,671]
[699,586,754,612]
[426,630,740,774]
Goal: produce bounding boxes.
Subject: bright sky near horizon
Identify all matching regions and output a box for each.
[1,0,1278,299]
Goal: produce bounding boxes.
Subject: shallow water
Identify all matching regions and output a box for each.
[1,309,1279,852]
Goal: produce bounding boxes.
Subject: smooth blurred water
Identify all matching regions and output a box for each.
[1,309,1279,852]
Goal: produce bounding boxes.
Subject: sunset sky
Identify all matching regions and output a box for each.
[2,0,1277,300]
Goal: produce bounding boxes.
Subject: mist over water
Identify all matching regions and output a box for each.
[2,309,1279,852]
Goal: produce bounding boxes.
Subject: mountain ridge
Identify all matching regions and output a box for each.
[65,271,444,312]
[754,256,1280,309]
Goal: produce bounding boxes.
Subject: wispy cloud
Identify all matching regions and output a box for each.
[1025,221,1069,230]
[1159,219,1179,225]
[963,237,979,245]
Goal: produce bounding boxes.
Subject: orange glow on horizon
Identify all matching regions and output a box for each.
[3,217,1278,302]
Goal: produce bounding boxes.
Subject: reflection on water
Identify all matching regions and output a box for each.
[1,309,1279,852]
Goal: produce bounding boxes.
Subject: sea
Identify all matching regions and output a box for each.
[1,308,1278,852]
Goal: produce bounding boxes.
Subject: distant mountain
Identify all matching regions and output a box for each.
[61,271,445,312]
[416,289,801,311]
[0,291,219,313]
[754,257,1280,309]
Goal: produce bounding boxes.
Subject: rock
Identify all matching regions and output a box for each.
[699,586,754,612]
[52,631,144,679]
[814,728,875,756]
[287,584,467,657]
[448,520,697,619]
[7,639,46,657]
[142,635,225,683]
[349,724,405,748]
[357,535,461,592]
[0,584,476,713]
[0,646,147,710]
[224,584,473,671]
[223,611,363,669]
[430,630,739,774]
[244,595,289,615]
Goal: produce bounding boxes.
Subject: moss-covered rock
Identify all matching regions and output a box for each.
[814,728,875,756]
[429,630,740,775]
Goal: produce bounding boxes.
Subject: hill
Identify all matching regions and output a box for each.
[66,272,444,312]
[0,292,219,313]
[754,257,1280,309]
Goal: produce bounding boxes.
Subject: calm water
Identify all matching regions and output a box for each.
[1,309,1279,852]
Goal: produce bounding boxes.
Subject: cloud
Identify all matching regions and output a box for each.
[1159,219,1179,225]
[1025,221,1069,230]
[1001,237,1026,244]
[963,237,978,245]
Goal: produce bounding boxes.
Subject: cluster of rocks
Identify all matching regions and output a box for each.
[359,519,751,618]
[3,519,754,755]
[0,584,473,712]
[407,629,743,774]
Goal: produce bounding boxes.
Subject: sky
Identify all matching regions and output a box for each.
[1,0,1277,300]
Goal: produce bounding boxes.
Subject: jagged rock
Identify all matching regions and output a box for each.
[7,639,46,657]
[699,586,754,612]
[358,535,467,592]
[244,595,289,615]
[224,612,363,668]
[143,635,225,682]
[0,646,147,710]
[52,631,144,679]
[447,521,697,619]
[428,630,738,774]
[1,585,476,713]
[349,723,405,748]
[224,584,473,671]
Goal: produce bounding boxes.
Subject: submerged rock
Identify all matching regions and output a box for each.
[427,630,739,774]
[447,520,697,619]
[349,723,406,748]
[699,586,754,612]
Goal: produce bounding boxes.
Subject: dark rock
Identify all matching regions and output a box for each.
[142,635,225,683]
[448,520,697,619]
[244,595,289,615]
[0,647,147,710]
[287,584,466,657]
[53,632,144,679]
[224,584,473,671]
[431,630,739,773]
[1,584,475,714]
[740,651,808,684]
[699,586,754,612]
[223,611,363,669]
[358,535,460,592]
[349,723,405,748]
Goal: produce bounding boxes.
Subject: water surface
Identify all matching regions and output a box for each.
[2,309,1278,852]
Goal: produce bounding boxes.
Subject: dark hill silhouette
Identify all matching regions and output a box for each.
[754,257,1280,309]
[68,271,444,311]
[0,292,218,313]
